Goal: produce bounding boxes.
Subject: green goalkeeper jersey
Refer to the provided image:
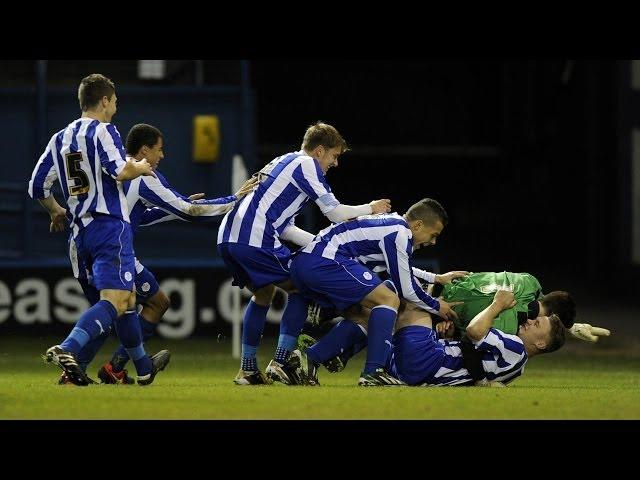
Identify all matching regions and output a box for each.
[442,272,543,335]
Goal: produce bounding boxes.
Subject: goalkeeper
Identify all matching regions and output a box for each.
[433,271,610,343]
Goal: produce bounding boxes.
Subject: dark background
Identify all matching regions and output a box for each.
[0,60,637,340]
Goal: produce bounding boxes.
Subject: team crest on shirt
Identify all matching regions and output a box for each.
[124,271,133,282]
[141,282,150,292]
[363,272,373,280]
[479,283,499,294]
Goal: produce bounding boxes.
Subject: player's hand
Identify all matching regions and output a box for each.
[135,158,157,178]
[435,320,455,339]
[569,323,611,343]
[235,177,259,198]
[437,299,462,321]
[492,289,516,311]
[49,208,67,233]
[370,199,392,214]
[188,193,206,200]
[435,271,470,284]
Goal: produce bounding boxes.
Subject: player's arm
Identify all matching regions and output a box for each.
[28,137,66,232]
[412,267,470,284]
[139,207,179,227]
[138,175,238,221]
[116,157,155,181]
[380,228,442,317]
[293,156,391,222]
[466,290,516,342]
[96,124,155,181]
[280,216,316,247]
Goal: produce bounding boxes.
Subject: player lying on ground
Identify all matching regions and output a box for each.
[291,287,566,386]
[300,272,609,384]
[439,271,609,342]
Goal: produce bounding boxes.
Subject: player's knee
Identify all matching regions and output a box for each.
[380,290,400,311]
[150,290,171,316]
[252,285,275,306]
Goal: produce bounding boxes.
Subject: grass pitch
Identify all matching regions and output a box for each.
[0,336,638,419]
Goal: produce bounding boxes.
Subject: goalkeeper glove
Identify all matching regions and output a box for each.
[569,323,611,343]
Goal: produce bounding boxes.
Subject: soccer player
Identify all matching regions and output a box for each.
[295,288,566,386]
[27,74,173,386]
[58,123,256,384]
[287,198,463,386]
[217,121,392,385]
[439,271,610,342]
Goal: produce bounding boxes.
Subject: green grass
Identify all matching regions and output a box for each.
[1,337,638,419]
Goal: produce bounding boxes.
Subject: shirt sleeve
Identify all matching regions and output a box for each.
[96,123,127,179]
[138,174,237,221]
[291,156,336,212]
[380,227,441,315]
[412,267,437,284]
[472,328,527,364]
[28,137,58,199]
[280,217,316,246]
[139,207,180,227]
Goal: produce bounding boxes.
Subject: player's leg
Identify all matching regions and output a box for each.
[44,222,132,386]
[103,263,167,384]
[90,217,170,385]
[218,242,290,385]
[235,284,275,384]
[303,302,370,373]
[266,279,311,384]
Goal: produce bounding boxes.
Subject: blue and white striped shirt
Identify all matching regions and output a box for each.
[124,170,237,232]
[28,117,129,237]
[423,328,528,386]
[217,151,337,250]
[301,213,441,315]
[358,253,437,284]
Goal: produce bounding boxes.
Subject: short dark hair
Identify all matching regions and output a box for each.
[78,74,115,111]
[405,198,448,227]
[301,122,348,154]
[539,313,566,354]
[126,123,163,156]
[541,291,576,329]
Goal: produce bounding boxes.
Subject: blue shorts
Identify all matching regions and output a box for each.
[387,326,445,385]
[289,252,381,311]
[218,242,291,290]
[73,215,135,292]
[71,237,159,305]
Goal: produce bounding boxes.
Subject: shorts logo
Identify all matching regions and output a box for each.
[141,282,150,292]
[124,271,133,282]
[363,272,373,280]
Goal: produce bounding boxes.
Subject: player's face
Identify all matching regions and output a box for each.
[142,137,164,169]
[316,146,342,173]
[104,94,117,122]
[412,220,444,249]
[518,315,552,349]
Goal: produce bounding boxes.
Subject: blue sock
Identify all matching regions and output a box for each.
[241,300,269,371]
[111,316,158,372]
[343,338,368,364]
[307,320,367,366]
[274,293,309,364]
[77,331,110,372]
[364,305,397,374]
[110,345,129,372]
[114,310,152,376]
[60,300,117,354]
